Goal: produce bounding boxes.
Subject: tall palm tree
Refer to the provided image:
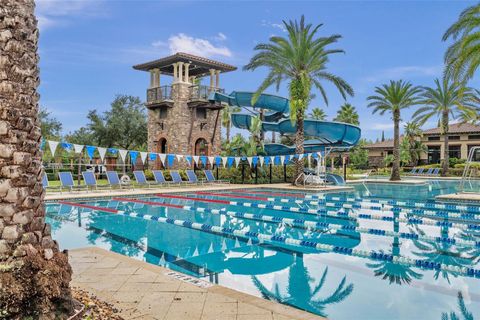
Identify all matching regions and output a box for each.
[413,78,479,176]
[404,122,425,166]
[244,15,354,183]
[0,0,72,317]
[441,292,474,320]
[333,103,360,125]
[309,107,327,120]
[221,105,241,144]
[367,80,422,181]
[443,3,480,83]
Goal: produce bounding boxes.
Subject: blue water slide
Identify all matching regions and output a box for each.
[209,91,361,157]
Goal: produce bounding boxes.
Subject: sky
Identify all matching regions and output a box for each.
[36,0,479,142]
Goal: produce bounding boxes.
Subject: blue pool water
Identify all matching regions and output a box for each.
[46,180,480,319]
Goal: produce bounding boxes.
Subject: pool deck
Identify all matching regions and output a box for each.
[348,178,427,185]
[70,247,323,320]
[45,183,352,201]
[436,192,480,202]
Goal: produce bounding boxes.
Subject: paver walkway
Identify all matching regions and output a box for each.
[70,247,323,320]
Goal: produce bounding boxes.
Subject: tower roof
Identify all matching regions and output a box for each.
[133,52,237,76]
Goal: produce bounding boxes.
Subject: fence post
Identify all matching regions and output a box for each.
[269,164,272,184]
[216,165,219,180]
[255,165,258,184]
[241,163,245,184]
[283,163,287,182]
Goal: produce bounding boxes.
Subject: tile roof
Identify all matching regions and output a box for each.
[364,139,396,149]
[422,122,480,135]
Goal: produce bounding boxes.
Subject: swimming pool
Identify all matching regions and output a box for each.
[46,180,480,319]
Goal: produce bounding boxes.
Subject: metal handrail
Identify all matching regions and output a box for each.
[147,85,172,103]
[460,146,480,192]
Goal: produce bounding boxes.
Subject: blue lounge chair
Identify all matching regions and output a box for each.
[407,167,417,175]
[432,168,440,176]
[424,168,434,175]
[133,170,158,188]
[58,172,86,192]
[42,173,49,189]
[203,170,229,184]
[170,170,188,185]
[106,171,131,189]
[186,170,203,184]
[416,168,425,175]
[152,170,170,186]
[82,171,110,191]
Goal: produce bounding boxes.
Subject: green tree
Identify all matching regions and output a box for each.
[309,107,327,120]
[39,107,62,140]
[404,122,425,166]
[333,103,360,125]
[443,3,480,82]
[221,105,241,144]
[413,78,479,176]
[349,139,369,169]
[399,138,412,166]
[64,127,95,146]
[244,15,353,183]
[367,80,422,181]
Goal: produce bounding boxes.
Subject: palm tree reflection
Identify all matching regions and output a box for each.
[441,292,474,320]
[252,254,353,317]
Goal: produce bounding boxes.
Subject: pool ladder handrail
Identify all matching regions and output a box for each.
[460,146,480,192]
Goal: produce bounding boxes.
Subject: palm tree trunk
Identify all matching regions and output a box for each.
[294,109,305,185]
[226,123,230,144]
[391,110,401,181]
[0,1,72,317]
[441,111,449,177]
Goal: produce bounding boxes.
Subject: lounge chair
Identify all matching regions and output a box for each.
[106,171,131,189]
[407,167,417,175]
[416,168,425,175]
[82,171,110,191]
[58,172,86,192]
[42,173,49,189]
[432,168,440,176]
[203,169,229,184]
[170,170,189,185]
[152,170,172,186]
[133,170,158,188]
[424,168,434,175]
[186,170,204,184]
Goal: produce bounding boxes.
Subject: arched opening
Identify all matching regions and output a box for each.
[155,138,167,169]
[195,138,209,169]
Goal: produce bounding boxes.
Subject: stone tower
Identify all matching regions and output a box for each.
[133,53,236,168]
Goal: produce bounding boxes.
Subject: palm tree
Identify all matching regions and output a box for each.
[333,103,360,125]
[309,107,327,120]
[244,15,354,183]
[413,78,479,176]
[221,105,241,144]
[367,80,422,181]
[404,122,425,166]
[252,255,353,317]
[0,0,72,317]
[441,292,475,320]
[443,3,480,82]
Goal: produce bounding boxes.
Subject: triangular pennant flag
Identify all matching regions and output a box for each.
[215,156,222,167]
[208,156,214,165]
[200,156,208,166]
[73,144,84,154]
[298,153,304,160]
[159,153,166,165]
[221,157,228,168]
[86,145,96,159]
[119,149,128,163]
[176,154,183,161]
[167,154,175,167]
[235,157,241,167]
[280,155,285,165]
[40,139,46,150]
[60,142,72,150]
[264,156,271,166]
[246,157,253,166]
[97,147,107,162]
[149,153,157,161]
[193,155,199,165]
[185,155,192,166]
[285,155,291,164]
[274,156,281,165]
[140,152,148,164]
[108,147,118,155]
[48,140,59,156]
[252,156,258,167]
[259,156,264,167]
[129,151,139,164]
[227,157,235,168]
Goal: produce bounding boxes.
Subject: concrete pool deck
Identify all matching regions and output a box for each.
[436,192,480,202]
[70,247,323,320]
[45,183,352,201]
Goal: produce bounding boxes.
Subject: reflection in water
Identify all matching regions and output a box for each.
[252,254,353,318]
[366,212,422,284]
[441,292,474,320]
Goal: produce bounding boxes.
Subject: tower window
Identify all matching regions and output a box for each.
[196,108,207,119]
[159,106,168,119]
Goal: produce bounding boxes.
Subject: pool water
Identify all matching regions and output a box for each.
[46,180,480,319]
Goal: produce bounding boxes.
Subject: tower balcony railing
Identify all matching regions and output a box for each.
[146,85,172,105]
[189,85,225,101]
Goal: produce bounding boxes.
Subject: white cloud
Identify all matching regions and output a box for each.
[214,32,227,41]
[167,33,232,58]
[363,65,442,83]
[261,20,287,33]
[35,0,105,30]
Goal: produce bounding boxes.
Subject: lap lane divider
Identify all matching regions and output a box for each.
[58,201,119,214]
